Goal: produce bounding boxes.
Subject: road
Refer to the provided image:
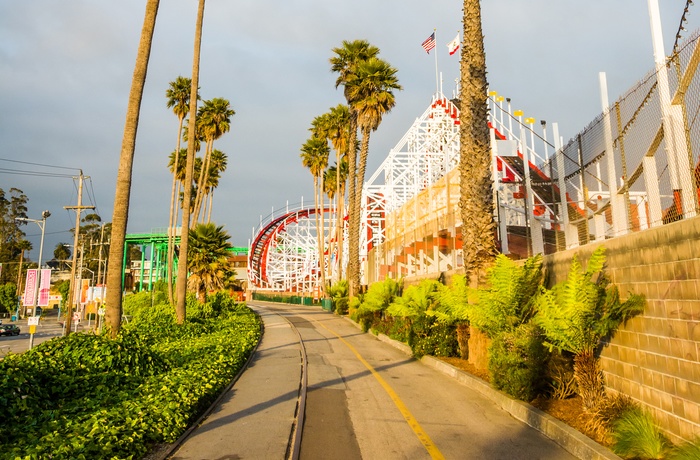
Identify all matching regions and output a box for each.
[0,310,91,357]
[169,302,578,460]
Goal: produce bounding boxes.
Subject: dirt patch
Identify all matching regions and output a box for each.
[437,357,611,448]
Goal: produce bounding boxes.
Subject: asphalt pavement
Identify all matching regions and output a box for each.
[0,310,91,356]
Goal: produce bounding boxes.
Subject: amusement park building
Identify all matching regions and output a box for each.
[248,29,700,443]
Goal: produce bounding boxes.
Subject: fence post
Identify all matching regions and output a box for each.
[600,72,629,237]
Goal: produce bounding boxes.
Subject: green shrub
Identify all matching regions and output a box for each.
[351,278,401,332]
[408,315,457,358]
[372,314,411,343]
[0,296,261,459]
[612,407,669,459]
[488,322,548,401]
[0,282,17,315]
[328,280,349,315]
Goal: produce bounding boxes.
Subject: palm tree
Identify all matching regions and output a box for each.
[187,222,232,302]
[166,76,195,305]
[344,56,401,294]
[459,0,496,285]
[193,98,235,223]
[53,242,70,271]
[330,40,379,297]
[321,104,351,282]
[176,0,206,323]
[105,0,160,338]
[300,136,330,295]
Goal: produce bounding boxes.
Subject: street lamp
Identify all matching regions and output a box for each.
[16,210,51,313]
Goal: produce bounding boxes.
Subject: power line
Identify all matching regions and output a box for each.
[0,157,80,171]
[0,167,75,179]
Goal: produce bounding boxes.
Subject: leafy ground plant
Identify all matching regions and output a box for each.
[534,247,645,412]
[0,294,261,459]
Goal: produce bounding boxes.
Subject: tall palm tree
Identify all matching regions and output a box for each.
[330,40,380,298]
[300,136,330,295]
[176,0,206,323]
[105,0,160,338]
[166,76,194,305]
[459,0,496,285]
[345,56,401,293]
[193,98,235,223]
[187,222,232,302]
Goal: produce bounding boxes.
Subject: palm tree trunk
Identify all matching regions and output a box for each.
[459,0,496,285]
[206,190,214,223]
[346,112,359,297]
[167,116,184,305]
[338,182,345,279]
[320,172,327,296]
[575,349,606,412]
[193,142,212,224]
[105,0,160,338]
[176,0,205,323]
[335,149,341,283]
[351,126,371,292]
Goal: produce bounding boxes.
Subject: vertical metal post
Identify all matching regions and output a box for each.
[600,72,627,237]
[552,123,575,248]
[648,0,696,219]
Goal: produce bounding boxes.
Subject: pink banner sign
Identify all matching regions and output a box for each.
[23,269,38,307]
[38,269,51,306]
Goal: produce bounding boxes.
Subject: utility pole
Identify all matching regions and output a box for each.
[63,171,94,336]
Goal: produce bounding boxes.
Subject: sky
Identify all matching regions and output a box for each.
[1,0,697,261]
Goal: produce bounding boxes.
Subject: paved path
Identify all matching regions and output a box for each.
[169,303,580,460]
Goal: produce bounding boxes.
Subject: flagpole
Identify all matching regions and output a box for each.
[433,28,439,96]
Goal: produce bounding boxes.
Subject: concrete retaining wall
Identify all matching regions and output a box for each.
[543,216,700,443]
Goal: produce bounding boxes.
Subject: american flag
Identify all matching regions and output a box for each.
[421,32,436,54]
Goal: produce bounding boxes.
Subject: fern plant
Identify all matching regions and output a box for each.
[387,279,440,322]
[468,254,542,338]
[328,279,349,315]
[534,247,645,411]
[352,277,401,332]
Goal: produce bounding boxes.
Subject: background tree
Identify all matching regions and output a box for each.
[186,223,232,302]
[193,97,234,223]
[105,0,160,338]
[345,56,401,293]
[0,187,29,285]
[53,242,71,270]
[166,76,195,304]
[300,135,330,295]
[459,0,497,285]
[330,40,379,298]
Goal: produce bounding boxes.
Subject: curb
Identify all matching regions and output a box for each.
[342,315,620,460]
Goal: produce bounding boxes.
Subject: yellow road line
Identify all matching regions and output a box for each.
[315,320,445,460]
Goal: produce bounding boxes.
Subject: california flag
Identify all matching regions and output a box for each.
[447,34,460,55]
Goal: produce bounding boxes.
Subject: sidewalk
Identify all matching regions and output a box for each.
[167,307,302,460]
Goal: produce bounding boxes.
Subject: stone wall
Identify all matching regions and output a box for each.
[543,216,700,443]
